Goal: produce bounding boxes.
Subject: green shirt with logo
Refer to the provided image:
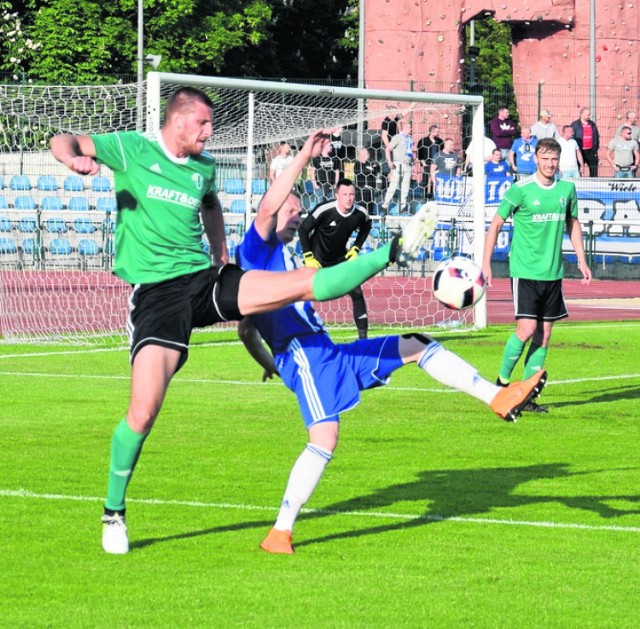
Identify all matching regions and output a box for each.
[497,176,578,280]
[91,131,217,284]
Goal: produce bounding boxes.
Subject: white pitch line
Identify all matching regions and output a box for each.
[0,369,639,392]
[1,488,638,534]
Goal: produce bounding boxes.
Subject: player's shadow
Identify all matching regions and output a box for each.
[131,462,640,551]
[293,463,640,549]
[551,383,640,409]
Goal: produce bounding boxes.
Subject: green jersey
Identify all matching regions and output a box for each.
[91,131,217,284]
[497,176,578,280]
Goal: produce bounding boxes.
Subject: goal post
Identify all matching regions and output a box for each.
[147,72,488,329]
[0,74,488,345]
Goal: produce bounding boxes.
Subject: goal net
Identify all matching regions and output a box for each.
[0,75,487,345]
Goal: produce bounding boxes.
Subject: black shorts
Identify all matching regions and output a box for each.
[512,278,568,321]
[128,265,246,370]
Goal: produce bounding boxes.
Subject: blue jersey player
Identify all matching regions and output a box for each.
[236,132,548,555]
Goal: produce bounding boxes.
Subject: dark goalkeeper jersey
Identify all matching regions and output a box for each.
[298,200,372,266]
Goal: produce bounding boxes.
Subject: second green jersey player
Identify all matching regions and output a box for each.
[482,137,592,413]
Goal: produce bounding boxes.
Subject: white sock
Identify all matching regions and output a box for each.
[417,341,499,405]
[274,443,333,531]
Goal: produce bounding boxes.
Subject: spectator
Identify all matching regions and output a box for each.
[571,108,600,177]
[417,124,443,198]
[381,119,414,214]
[606,126,640,179]
[490,107,518,160]
[353,147,381,214]
[464,135,497,174]
[531,109,558,140]
[431,138,461,190]
[615,111,640,142]
[299,179,372,339]
[309,141,342,203]
[508,127,538,179]
[269,141,294,184]
[485,148,511,176]
[557,125,584,179]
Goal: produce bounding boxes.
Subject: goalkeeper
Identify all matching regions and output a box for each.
[237,145,548,556]
[298,179,372,339]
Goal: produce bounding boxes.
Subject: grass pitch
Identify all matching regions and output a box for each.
[1,321,639,627]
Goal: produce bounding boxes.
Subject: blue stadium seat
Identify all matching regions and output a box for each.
[102,217,116,233]
[9,175,32,191]
[41,196,64,211]
[73,217,97,234]
[96,197,117,213]
[48,237,73,255]
[0,216,12,232]
[0,236,17,254]
[229,199,246,214]
[63,175,84,192]
[223,179,245,195]
[37,175,58,191]
[91,176,112,192]
[78,238,101,255]
[21,238,36,254]
[44,217,68,234]
[18,217,37,233]
[14,195,36,211]
[68,197,90,212]
[0,176,4,189]
[227,239,237,258]
[252,180,267,195]
[0,196,8,210]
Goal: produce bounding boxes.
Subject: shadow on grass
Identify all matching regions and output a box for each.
[131,463,639,551]
[551,384,640,409]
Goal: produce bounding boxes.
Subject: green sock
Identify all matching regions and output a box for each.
[105,419,148,512]
[498,333,526,383]
[524,343,547,379]
[313,243,391,301]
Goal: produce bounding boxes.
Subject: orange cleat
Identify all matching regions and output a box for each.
[490,370,547,422]
[260,527,294,554]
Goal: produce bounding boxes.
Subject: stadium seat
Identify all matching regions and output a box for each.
[229,199,246,214]
[63,175,84,192]
[18,217,37,233]
[9,175,32,191]
[102,217,116,233]
[48,237,73,255]
[68,197,90,212]
[21,238,36,254]
[96,197,117,213]
[223,179,245,195]
[37,175,58,191]
[78,238,101,255]
[252,180,267,195]
[0,216,12,232]
[14,195,36,211]
[44,217,68,234]
[0,176,4,189]
[91,176,112,192]
[0,236,17,254]
[0,196,8,210]
[226,239,237,258]
[73,217,97,234]
[41,196,64,211]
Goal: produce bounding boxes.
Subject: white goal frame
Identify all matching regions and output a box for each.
[147,72,488,328]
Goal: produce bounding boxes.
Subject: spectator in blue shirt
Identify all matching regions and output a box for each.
[508,127,538,179]
[485,148,511,177]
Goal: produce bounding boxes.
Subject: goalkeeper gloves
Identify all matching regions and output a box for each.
[345,246,360,261]
[302,252,322,268]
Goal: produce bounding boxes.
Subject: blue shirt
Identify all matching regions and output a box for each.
[237,223,326,355]
[510,137,538,175]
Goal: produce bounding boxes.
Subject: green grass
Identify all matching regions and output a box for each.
[1,322,639,627]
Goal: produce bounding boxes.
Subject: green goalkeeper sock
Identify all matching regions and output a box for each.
[498,333,526,383]
[312,242,392,301]
[104,419,148,512]
[524,343,547,379]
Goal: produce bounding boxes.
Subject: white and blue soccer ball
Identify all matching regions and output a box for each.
[432,256,487,310]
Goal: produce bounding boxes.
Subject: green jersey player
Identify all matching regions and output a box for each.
[50,87,439,555]
[482,138,592,413]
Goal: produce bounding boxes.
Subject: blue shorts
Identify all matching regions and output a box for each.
[276,334,403,428]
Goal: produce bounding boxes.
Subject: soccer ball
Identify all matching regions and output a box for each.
[432,256,487,310]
